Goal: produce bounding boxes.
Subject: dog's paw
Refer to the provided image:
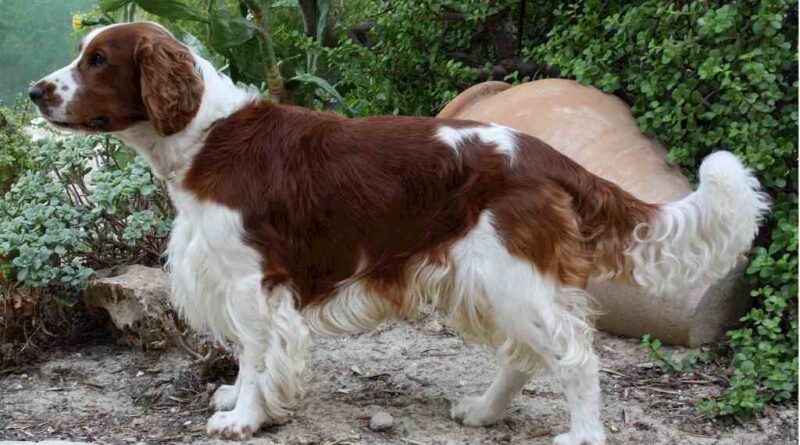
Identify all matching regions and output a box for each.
[206,408,268,440]
[553,430,606,445]
[210,384,239,411]
[450,396,504,427]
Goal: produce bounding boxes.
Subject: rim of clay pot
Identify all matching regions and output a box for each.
[436,81,511,119]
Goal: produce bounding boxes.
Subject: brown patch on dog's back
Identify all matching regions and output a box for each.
[184,104,516,307]
[504,134,659,283]
[492,179,591,288]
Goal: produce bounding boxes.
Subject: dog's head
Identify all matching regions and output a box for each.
[29,22,203,136]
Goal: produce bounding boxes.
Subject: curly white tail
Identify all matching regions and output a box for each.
[626,151,770,295]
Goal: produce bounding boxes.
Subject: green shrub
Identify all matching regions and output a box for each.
[641,334,713,374]
[0,101,35,193]
[0,126,171,303]
[318,0,483,116]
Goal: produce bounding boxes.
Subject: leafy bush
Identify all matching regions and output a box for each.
[0,123,171,304]
[641,334,712,374]
[0,101,35,193]
[317,0,482,116]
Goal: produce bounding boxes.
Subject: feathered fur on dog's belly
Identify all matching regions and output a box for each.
[166,198,445,342]
[165,190,458,344]
[165,186,408,344]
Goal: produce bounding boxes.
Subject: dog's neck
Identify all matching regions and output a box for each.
[116,56,257,182]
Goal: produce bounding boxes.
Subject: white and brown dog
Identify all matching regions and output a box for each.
[30,22,768,444]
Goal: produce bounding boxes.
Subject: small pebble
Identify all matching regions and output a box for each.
[369,411,394,432]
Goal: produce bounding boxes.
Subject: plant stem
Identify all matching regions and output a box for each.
[206,0,215,43]
[243,0,284,102]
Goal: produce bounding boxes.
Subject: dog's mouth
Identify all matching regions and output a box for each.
[45,115,109,132]
[48,119,83,129]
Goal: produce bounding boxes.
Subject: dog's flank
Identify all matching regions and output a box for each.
[29,22,768,445]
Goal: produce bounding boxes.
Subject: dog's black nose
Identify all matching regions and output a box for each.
[28,85,45,104]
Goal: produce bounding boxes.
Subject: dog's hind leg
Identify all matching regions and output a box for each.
[550,340,604,445]
[453,283,604,444]
[490,283,605,445]
[448,212,605,444]
[451,364,532,426]
[506,285,604,445]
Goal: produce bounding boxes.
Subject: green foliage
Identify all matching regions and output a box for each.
[316,0,483,115]
[641,334,712,374]
[527,0,797,420]
[0,101,35,193]
[133,0,208,21]
[0,124,171,298]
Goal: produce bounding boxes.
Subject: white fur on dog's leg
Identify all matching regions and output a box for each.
[447,212,603,438]
[211,384,239,411]
[552,353,606,445]
[207,406,268,440]
[256,285,310,423]
[553,431,605,445]
[207,346,269,439]
[206,284,310,440]
[452,364,532,427]
[451,396,498,427]
[211,372,242,412]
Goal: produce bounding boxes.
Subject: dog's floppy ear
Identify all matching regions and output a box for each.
[136,33,203,136]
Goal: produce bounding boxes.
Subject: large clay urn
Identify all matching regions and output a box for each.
[438,79,749,346]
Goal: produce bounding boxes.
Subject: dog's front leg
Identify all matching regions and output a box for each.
[210,368,242,412]
[207,285,310,440]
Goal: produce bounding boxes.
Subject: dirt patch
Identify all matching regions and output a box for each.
[1,318,796,444]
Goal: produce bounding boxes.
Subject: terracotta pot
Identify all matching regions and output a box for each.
[437,79,749,346]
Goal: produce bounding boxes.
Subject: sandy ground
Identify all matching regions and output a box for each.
[1,318,797,445]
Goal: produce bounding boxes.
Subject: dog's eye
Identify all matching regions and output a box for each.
[89,53,106,67]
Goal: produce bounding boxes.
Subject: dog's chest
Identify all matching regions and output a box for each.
[166,187,264,340]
